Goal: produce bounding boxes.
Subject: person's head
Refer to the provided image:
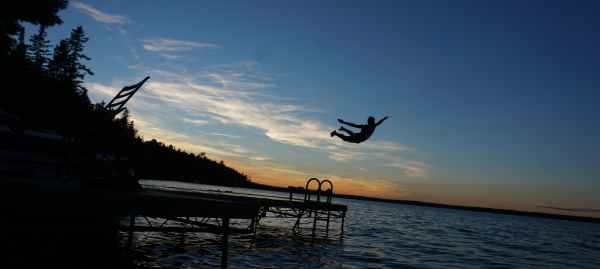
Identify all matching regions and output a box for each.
[368,116,375,125]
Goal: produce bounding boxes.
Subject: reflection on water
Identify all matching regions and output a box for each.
[126,180,600,268]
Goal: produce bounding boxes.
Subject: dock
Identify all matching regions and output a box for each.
[123,178,348,269]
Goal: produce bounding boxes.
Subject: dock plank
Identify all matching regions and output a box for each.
[131,189,260,219]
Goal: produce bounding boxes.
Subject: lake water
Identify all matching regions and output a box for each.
[125,180,600,268]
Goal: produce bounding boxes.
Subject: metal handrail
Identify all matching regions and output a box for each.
[302,177,334,205]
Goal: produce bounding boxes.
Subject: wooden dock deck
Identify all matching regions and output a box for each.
[130,189,261,219]
[136,188,348,214]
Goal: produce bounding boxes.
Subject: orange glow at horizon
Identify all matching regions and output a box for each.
[228,160,600,219]
[228,160,409,200]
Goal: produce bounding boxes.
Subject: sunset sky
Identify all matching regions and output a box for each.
[37,1,600,216]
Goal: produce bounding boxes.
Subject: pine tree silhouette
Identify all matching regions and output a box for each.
[48,39,70,80]
[28,25,51,69]
[66,26,94,94]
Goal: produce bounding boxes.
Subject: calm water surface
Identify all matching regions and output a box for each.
[125,180,600,268]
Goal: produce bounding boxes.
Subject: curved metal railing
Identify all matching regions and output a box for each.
[302,177,333,205]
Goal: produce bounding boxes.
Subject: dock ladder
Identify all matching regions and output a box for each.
[290,177,345,236]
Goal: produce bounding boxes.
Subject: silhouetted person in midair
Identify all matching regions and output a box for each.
[331,116,389,143]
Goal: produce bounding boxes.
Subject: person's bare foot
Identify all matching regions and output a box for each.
[330,130,337,137]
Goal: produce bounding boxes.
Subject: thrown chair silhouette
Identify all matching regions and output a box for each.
[102,76,150,118]
[88,76,150,190]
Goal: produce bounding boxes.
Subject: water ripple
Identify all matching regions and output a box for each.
[123,184,600,268]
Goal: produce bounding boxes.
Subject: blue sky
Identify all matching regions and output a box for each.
[38,1,600,216]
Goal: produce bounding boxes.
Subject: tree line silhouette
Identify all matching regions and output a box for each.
[1,2,256,268]
[1,0,252,189]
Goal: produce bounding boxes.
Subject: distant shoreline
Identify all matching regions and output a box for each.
[248,182,600,224]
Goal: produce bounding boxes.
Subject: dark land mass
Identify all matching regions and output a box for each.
[0,2,251,268]
[336,194,600,224]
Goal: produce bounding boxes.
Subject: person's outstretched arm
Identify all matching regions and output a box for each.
[338,119,365,128]
[375,116,389,126]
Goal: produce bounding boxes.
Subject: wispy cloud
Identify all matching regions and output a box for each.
[211,133,242,139]
[134,69,324,150]
[250,156,272,161]
[86,62,428,180]
[86,82,117,97]
[182,118,210,125]
[130,116,250,160]
[382,160,429,178]
[142,38,219,53]
[157,53,181,60]
[72,1,128,25]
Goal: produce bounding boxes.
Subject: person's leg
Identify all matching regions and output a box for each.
[331,130,353,142]
[338,126,355,136]
[331,131,358,143]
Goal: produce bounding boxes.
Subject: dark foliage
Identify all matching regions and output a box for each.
[0,2,253,268]
[1,0,252,188]
[137,138,251,186]
[0,0,67,56]
[28,25,50,69]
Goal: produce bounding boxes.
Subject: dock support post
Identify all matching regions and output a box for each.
[293,209,303,233]
[325,210,331,235]
[221,217,230,269]
[312,210,318,236]
[340,213,345,235]
[127,213,135,247]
